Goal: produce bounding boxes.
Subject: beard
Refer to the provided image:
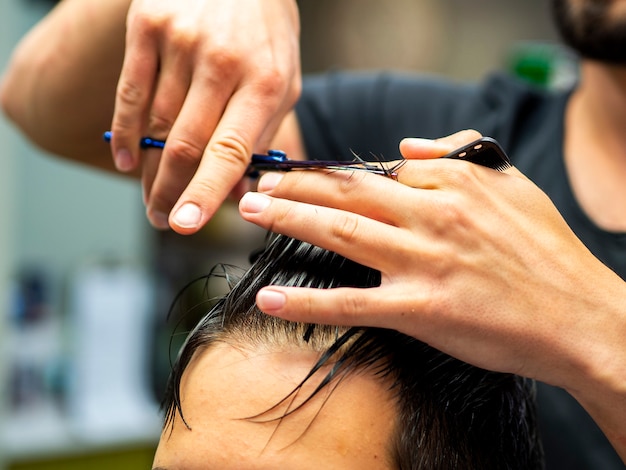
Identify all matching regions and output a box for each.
[552,0,626,63]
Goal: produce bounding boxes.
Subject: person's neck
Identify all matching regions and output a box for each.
[564,60,626,232]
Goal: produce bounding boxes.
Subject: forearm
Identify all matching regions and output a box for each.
[0,0,131,170]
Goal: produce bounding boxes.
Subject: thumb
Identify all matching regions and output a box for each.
[400,129,483,160]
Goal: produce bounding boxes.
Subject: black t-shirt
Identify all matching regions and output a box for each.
[296,71,626,469]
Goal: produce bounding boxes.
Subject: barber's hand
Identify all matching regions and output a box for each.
[238,131,626,393]
[109,0,301,233]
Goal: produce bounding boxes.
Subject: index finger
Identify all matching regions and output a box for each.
[168,88,285,233]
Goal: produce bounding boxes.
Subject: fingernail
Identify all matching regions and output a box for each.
[402,138,453,151]
[115,148,134,172]
[148,210,170,230]
[257,289,286,311]
[173,203,202,229]
[257,172,284,192]
[403,138,435,145]
[239,192,271,213]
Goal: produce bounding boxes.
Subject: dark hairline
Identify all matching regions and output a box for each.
[160,234,543,469]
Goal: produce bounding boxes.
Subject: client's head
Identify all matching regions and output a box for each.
[153,235,543,470]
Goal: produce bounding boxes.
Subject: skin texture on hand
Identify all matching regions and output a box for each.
[239,131,626,462]
[110,0,301,232]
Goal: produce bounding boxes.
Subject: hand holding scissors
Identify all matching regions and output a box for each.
[108,0,301,233]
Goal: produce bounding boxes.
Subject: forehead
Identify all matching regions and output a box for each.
[153,342,397,470]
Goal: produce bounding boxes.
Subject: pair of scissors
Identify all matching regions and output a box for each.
[103,132,511,177]
[103,131,403,178]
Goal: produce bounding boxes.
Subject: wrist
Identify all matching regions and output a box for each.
[568,282,626,397]
[563,272,626,458]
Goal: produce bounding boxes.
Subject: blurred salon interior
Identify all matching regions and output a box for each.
[0,0,569,468]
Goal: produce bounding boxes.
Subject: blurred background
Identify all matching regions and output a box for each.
[0,0,567,468]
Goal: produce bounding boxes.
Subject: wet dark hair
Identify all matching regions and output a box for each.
[162,234,544,469]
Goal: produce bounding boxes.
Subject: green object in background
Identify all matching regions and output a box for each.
[7,445,156,470]
[511,51,551,86]
[507,42,578,89]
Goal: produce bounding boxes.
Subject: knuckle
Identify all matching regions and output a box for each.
[253,61,301,106]
[166,138,205,167]
[128,10,166,35]
[330,213,360,244]
[147,112,175,139]
[447,165,476,186]
[207,46,241,74]
[168,23,200,52]
[183,146,247,200]
[116,79,147,109]
[253,69,289,98]
[339,291,368,318]
[208,134,251,168]
[300,294,315,319]
[433,193,466,229]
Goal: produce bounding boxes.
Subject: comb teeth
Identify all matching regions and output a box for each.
[496,160,513,171]
[442,137,512,172]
